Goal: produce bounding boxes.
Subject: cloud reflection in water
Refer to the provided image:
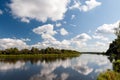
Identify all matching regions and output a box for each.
[0,61,26,71]
[0,54,112,80]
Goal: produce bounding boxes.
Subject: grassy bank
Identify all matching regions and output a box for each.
[0,53,80,63]
[97,71,120,80]
[0,53,80,59]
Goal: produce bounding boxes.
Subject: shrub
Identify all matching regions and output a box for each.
[113,60,120,72]
[97,71,120,80]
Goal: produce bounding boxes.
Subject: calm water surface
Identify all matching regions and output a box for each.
[0,54,112,80]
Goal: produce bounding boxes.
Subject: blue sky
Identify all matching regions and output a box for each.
[0,0,120,52]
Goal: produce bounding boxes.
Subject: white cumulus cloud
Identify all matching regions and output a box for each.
[93,21,120,45]
[21,18,30,23]
[56,23,62,27]
[95,41,105,46]
[9,0,70,23]
[80,0,101,12]
[96,21,119,35]
[72,33,92,42]
[89,21,120,52]
[32,25,91,51]
[92,35,109,41]
[69,0,101,12]
[0,38,28,50]
[33,24,57,41]
[60,28,69,36]
[70,33,92,49]
[69,0,81,10]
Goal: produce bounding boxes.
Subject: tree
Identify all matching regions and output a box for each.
[20,49,30,54]
[31,47,39,54]
[0,50,2,54]
[4,48,19,55]
[0,47,80,55]
[106,23,120,60]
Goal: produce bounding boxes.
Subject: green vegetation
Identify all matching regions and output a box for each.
[113,60,120,72]
[0,53,80,63]
[0,53,80,59]
[0,47,80,55]
[97,71,120,80]
[0,47,80,60]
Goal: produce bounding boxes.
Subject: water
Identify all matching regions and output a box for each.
[0,54,112,80]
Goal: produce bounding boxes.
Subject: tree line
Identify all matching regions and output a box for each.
[106,23,120,60]
[0,47,80,55]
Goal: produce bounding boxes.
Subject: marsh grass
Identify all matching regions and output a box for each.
[0,53,80,57]
[97,71,120,80]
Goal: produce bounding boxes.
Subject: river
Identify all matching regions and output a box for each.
[0,54,112,80]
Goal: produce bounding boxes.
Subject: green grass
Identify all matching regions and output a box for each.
[0,53,80,63]
[97,71,120,80]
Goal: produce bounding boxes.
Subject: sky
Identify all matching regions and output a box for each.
[0,0,120,52]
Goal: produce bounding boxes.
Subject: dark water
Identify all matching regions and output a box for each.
[0,54,112,80]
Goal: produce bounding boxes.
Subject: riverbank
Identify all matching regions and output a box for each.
[0,53,80,63]
[97,70,120,80]
[0,53,80,59]
[81,52,105,55]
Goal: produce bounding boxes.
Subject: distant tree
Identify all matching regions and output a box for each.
[13,48,19,54]
[20,49,30,54]
[31,47,39,54]
[0,47,80,55]
[4,48,19,55]
[61,49,65,53]
[0,50,2,54]
[40,49,45,54]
